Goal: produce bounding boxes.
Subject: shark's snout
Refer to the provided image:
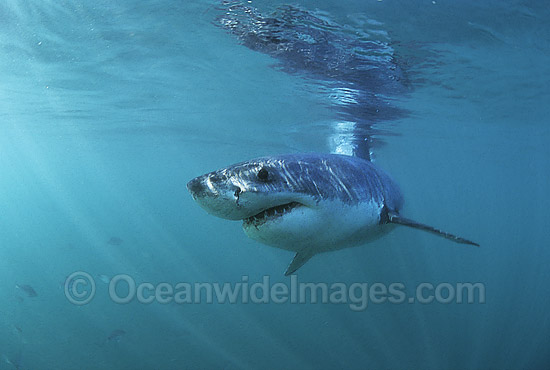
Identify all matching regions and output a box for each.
[187,174,248,220]
[186,177,205,198]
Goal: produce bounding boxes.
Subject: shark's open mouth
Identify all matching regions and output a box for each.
[243,202,302,227]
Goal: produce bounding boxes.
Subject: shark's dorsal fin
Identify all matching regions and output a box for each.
[285,249,316,276]
[388,212,480,247]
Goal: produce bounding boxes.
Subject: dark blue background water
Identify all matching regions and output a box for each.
[1,1,549,369]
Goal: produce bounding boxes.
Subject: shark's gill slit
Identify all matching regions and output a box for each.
[234,187,241,204]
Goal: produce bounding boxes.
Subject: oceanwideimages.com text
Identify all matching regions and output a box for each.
[64,272,485,311]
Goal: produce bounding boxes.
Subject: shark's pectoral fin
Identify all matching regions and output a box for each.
[387,212,480,247]
[285,249,316,276]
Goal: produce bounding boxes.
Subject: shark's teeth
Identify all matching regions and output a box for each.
[244,202,301,226]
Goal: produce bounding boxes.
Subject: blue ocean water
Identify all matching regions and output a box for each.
[1,0,549,369]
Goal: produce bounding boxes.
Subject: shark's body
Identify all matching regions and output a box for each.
[187,153,478,275]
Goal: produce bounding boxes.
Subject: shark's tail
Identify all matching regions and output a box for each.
[388,212,480,247]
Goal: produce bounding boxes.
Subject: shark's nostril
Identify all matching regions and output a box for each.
[187,178,204,195]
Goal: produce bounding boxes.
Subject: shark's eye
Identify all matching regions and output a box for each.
[257,167,269,181]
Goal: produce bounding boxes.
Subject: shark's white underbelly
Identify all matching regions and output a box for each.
[243,198,394,254]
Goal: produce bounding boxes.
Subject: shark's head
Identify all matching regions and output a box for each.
[186,156,319,222]
[187,154,401,251]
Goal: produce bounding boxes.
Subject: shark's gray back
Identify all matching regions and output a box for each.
[248,153,404,211]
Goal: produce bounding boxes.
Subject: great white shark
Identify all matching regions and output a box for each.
[187,153,478,275]
[187,3,478,275]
